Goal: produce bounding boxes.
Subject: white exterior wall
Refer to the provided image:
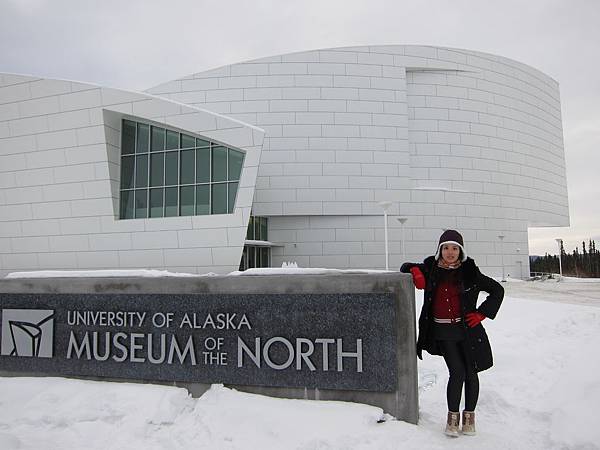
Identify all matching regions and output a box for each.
[0,74,264,276]
[148,45,568,278]
[0,45,568,278]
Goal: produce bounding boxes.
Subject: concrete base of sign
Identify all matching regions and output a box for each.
[0,273,418,424]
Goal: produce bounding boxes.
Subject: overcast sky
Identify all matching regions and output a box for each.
[1,0,598,255]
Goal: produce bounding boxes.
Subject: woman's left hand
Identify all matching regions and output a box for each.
[465,311,486,328]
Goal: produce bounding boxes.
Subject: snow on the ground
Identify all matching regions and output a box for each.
[500,276,600,307]
[230,267,390,276]
[1,280,599,449]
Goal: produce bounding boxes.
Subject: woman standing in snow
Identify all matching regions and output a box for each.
[400,230,504,437]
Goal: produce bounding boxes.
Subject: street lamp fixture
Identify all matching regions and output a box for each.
[378,201,393,270]
[555,238,563,281]
[498,235,506,282]
[396,217,407,262]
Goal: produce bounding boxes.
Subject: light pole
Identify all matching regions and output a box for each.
[516,248,523,280]
[498,235,506,282]
[396,217,407,262]
[378,201,392,270]
[555,238,563,280]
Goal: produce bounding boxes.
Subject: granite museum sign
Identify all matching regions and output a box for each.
[0,273,418,423]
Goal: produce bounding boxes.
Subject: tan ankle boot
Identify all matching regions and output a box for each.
[462,410,476,435]
[444,411,460,437]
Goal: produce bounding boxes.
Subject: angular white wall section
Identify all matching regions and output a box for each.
[147,45,568,277]
[0,74,264,276]
[1,45,569,277]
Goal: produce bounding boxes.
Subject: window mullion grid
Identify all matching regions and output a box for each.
[121,120,230,220]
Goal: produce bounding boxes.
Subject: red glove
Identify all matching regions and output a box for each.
[409,267,426,289]
[465,312,486,328]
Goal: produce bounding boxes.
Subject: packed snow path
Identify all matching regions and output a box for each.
[0,279,599,449]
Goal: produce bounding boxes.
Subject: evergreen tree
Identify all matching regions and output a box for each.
[582,241,588,277]
[529,238,600,278]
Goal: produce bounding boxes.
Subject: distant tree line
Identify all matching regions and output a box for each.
[530,239,600,278]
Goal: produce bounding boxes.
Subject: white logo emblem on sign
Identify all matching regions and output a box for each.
[1,309,55,358]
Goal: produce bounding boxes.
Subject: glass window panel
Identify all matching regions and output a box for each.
[227,182,238,213]
[120,156,135,189]
[196,137,210,148]
[180,186,195,216]
[165,187,178,217]
[248,246,255,269]
[149,188,164,218]
[135,154,148,188]
[228,149,244,181]
[254,215,260,240]
[120,190,134,219]
[246,216,254,240]
[134,189,148,218]
[165,151,178,186]
[122,120,136,155]
[196,185,210,215]
[256,245,262,267]
[211,183,227,214]
[136,123,149,153]
[181,134,195,149]
[260,217,268,241]
[151,126,165,152]
[211,146,227,182]
[166,130,179,150]
[261,247,270,268]
[196,148,210,183]
[180,149,195,185]
[150,153,164,187]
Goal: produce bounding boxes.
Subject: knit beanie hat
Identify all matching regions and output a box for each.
[435,229,467,262]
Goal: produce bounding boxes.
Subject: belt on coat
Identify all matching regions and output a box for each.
[433,317,462,324]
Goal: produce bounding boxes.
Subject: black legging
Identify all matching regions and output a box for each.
[438,340,479,412]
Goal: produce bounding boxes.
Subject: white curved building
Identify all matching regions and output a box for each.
[0,46,568,277]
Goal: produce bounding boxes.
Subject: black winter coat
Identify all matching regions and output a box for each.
[400,256,504,372]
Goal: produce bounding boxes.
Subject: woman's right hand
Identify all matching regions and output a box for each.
[409,267,426,289]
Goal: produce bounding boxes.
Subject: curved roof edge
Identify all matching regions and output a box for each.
[0,72,265,136]
[146,44,558,93]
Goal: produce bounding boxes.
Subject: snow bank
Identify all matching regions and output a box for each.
[4,269,207,279]
[5,267,392,279]
[0,377,193,450]
[0,379,423,450]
